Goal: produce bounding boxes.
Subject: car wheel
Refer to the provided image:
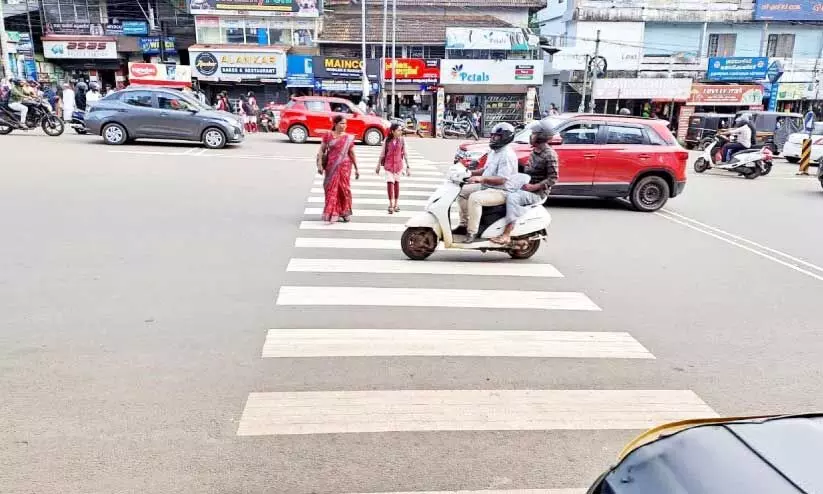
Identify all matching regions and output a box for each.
[102,123,127,145]
[401,228,437,260]
[364,128,383,146]
[288,125,308,144]
[785,156,800,164]
[630,175,670,212]
[202,127,227,149]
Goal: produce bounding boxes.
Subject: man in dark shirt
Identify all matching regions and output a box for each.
[491,121,559,245]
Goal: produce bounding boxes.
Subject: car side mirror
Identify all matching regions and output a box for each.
[549,134,563,145]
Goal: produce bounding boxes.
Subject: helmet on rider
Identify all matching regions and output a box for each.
[529,120,554,146]
[735,113,751,127]
[488,122,515,150]
[89,81,100,91]
[618,107,631,115]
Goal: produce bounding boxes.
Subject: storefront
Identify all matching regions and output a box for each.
[591,78,692,118]
[128,62,192,88]
[42,36,122,88]
[382,58,440,134]
[311,56,379,106]
[679,84,764,141]
[771,82,820,114]
[189,46,287,105]
[439,59,543,136]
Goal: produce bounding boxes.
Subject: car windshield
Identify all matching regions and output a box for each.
[176,91,211,111]
[514,116,566,143]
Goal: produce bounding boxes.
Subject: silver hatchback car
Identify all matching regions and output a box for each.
[85,87,244,149]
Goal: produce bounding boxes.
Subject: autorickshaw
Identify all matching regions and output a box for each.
[736,110,803,154]
[684,113,734,150]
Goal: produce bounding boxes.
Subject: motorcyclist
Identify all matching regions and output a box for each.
[492,120,559,246]
[8,79,29,126]
[720,114,753,162]
[87,81,102,105]
[455,122,519,243]
[618,107,632,115]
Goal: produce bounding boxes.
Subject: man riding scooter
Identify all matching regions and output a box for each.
[719,114,755,162]
[7,79,29,127]
[492,121,559,246]
[454,122,519,243]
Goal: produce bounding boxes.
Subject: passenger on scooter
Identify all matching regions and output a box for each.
[492,121,559,246]
[8,79,28,125]
[455,122,519,243]
[720,114,752,162]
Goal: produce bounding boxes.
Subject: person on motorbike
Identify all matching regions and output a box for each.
[491,121,559,246]
[8,79,29,126]
[720,114,753,162]
[455,122,519,243]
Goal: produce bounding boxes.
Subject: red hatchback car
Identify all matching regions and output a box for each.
[454,114,688,212]
[279,96,390,146]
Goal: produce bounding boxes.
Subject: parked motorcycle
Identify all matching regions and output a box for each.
[68,109,88,135]
[442,113,478,140]
[0,99,65,136]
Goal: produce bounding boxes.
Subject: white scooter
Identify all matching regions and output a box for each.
[401,165,551,260]
[693,133,773,179]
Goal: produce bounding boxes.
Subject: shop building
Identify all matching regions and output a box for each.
[591,78,693,120]
[383,58,441,134]
[42,36,122,87]
[189,46,288,103]
[311,56,379,104]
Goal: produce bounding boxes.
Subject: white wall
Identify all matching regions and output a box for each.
[550,21,645,71]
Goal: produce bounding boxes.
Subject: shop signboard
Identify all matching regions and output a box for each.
[313,80,379,93]
[43,39,118,59]
[138,37,177,54]
[128,62,192,87]
[190,49,286,81]
[706,57,769,81]
[777,82,813,100]
[383,59,439,84]
[16,32,33,56]
[439,59,543,85]
[592,78,692,100]
[122,21,150,36]
[687,84,764,106]
[188,0,319,17]
[754,0,823,20]
[312,57,379,81]
[45,22,107,36]
[445,27,535,51]
[286,55,314,87]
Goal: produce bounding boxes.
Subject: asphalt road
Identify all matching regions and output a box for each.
[2,130,823,494]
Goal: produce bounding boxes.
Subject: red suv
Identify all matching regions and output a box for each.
[279,96,390,146]
[454,114,688,212]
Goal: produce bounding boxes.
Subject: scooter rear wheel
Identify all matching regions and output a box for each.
[509,239,540,260]
[693,158,709,173]
[401,227,438,260]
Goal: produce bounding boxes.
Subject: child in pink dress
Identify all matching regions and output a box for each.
[375,123,411,214]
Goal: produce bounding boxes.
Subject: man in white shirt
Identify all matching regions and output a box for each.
[721,114,753,162]
[455,122,519,243]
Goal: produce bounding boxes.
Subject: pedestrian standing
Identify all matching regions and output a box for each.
[62,83,75,121]
[376,122,411,214]
[316,115,360,224]
[247,91,259,132]
[74,80,88,111]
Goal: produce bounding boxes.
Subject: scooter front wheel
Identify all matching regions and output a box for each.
[401,227,438,260]
[693,158,709,173]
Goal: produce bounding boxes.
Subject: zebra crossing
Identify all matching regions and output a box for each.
[238,142,718,493]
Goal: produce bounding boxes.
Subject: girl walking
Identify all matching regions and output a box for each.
[317,115,360,224]
[376,123,411,214]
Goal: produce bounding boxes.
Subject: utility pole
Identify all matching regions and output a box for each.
[361,0,367,105]
[390,0,396,119]
[0,0,12,79]
[589,29,600,113]
[578,54,589,113]
[381,0,387,117]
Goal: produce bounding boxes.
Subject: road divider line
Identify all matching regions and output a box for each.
[308,197,429,206]
[276,286,602,311]
[657,210,823,282]
[295,238,399,249]
[262,329,652,358]
[299,221,405,232]
[287,258,563,277]
[236,389,715,435]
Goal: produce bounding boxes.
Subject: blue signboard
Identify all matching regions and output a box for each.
[706,57,770,81]
[768,83,780,111]
[122,21,149,36]
[804,111,815,131]
[287,55,314,87]
[754,0,823,21]
[138,36,176,55]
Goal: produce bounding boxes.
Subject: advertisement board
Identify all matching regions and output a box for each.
[593,78,692,100]
[43,40,118,59]
[138,37,177,54]
[445,27,534,51]
[312,57,379,80]
[687,84,764,105]
[128,62,192,87]
[754,0,823,20]
[706,57,769,81]
[191,49,286,81]
[287,55,314,87]
[188,0,319,17]
[439,59,543,85]
[383,59,439,84]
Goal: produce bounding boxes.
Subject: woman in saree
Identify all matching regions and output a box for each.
[316,115,360,224]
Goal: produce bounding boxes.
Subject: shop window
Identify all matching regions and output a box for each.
[43,0,102,23]
[707,34,736,57]
[197,26,221,44]
[560,123,600,145]
[767,34,795,58]
[226,28,245,44]
[293,29,313,46]
[122,91,154,108]
[605,126,646,145]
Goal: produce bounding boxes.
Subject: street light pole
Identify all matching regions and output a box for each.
[390,0,396,119]
[381,0,387,117]
[361,0,368,106]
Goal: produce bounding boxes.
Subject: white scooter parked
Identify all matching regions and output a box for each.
[693,133,773,179]
[401,165,551,260]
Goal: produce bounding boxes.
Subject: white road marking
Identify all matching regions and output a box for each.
[236,389,716,435]
[276,286,602,311]
[308,197,429,206]
[658,209,823,282]
[340,490,585,494]
[299,221,406,232]
[192,148,208,156]
[287,258,563,277]
[262,329,653,359]
[312,180,439,190]
[352,175,443,183]
[295,238,400,249]
[310,187,433,198]
[304,208,425,219]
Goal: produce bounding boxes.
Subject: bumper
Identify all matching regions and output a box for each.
[783,141,801,158]
[672,180,686,197]
[229,127,245,143]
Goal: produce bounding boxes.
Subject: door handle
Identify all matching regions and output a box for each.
[159,112,169,117]
[638,154,651,159]
[583,153,596,158]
